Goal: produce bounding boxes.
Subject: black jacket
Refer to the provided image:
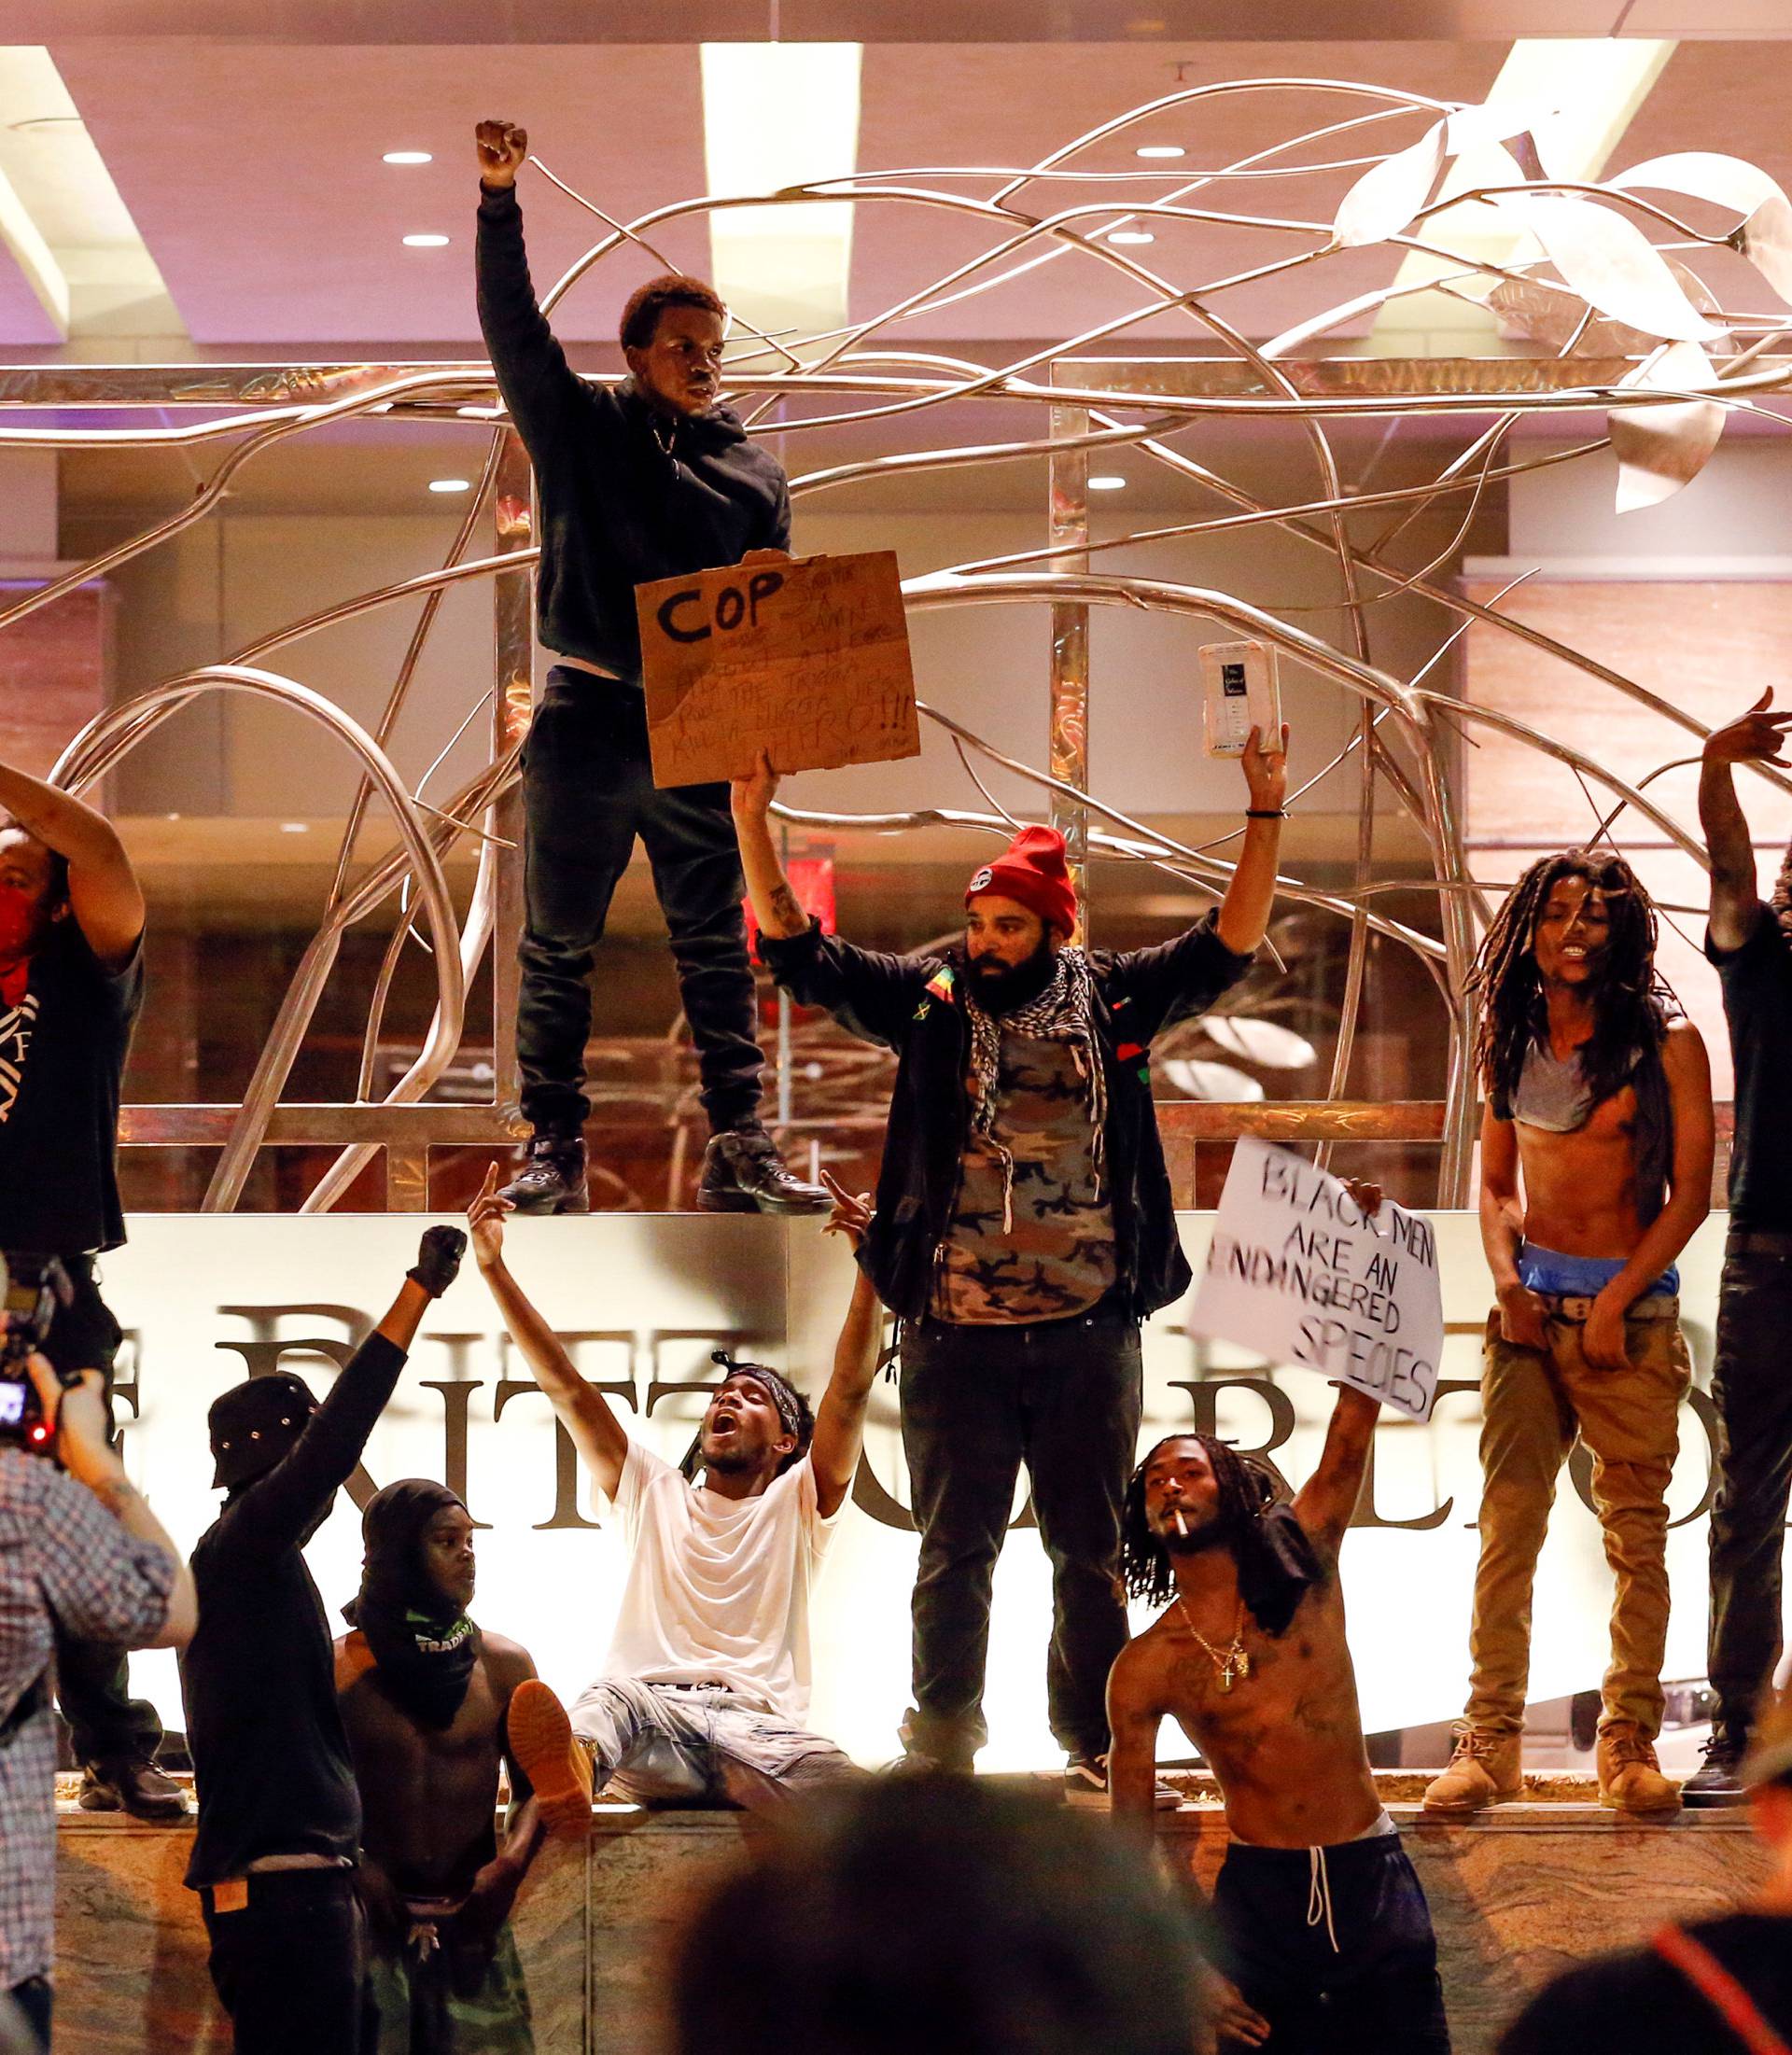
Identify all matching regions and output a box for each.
[760,916,1254,1321]
[181,1334,408,1888]
[475,183,791,680]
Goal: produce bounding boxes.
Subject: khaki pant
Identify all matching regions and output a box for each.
[1465,1303,1690,1741]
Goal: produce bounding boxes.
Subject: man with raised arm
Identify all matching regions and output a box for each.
[1108,1348,1450,2053]
[474,116,826,1220]
[180,1226,467,2055]
[336,1481,544,2054]
[731,730,1286,1797]
[0,755,176,1820]
[1684,692,1792,1805]
[469,1167,879,1817]
[1423,850,1713,1819]
[0,756,181,1816]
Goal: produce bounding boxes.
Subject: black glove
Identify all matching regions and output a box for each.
[408,1225,467,1299]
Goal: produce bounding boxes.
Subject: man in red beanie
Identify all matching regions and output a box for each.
[732,725,1287,1794]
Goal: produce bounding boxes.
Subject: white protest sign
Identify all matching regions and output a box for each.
[1187,1137,1444,1420]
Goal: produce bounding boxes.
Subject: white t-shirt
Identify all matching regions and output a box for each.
[600,1440,842,1722]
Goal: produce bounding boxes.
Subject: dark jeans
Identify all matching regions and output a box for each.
[517,668,763,1137]
[201,1869,367,2054]
[6,1978,49,2051]
[41,1265,161,1769]
[1213,1833,1451,2055]
[898,1307,1142,1766]
[1708,1247,1792,1738]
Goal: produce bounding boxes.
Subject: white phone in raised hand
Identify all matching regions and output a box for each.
[1198,639,1281,758]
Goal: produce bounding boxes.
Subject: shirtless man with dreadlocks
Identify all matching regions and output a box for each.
[1425,849,1713,1819]
[1108,1334,1450,2055]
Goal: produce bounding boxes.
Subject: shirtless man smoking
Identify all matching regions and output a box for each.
[1424,849,1713,1817]
[1109,1301,1450,2055]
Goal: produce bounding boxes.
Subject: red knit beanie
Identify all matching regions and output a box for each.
[965,824,1078,937]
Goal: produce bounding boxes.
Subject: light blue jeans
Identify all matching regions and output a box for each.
[568,1678,859,1811]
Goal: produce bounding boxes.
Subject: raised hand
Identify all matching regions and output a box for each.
[1241,721,1289,814]
[819,1170,874,1250]
[409,1224,469,1300]
[729,747,781,827]
[1703,689,1792,767]
[469,1164,514,1268]
[476,119,528,189]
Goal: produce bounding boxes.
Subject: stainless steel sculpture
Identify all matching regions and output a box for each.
[10,77,1791,1210]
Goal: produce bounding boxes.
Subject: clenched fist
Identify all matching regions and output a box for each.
[476,119,528,189]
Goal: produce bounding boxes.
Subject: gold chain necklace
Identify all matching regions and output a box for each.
[1174,1593,1252,1693]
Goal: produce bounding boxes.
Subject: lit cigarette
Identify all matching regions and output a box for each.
[1173,1509,1189,1537]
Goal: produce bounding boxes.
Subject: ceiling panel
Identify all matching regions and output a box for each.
[850,43,1509,346]
[51,42,711,344]
[0,254,65,347]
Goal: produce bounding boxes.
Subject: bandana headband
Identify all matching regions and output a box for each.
[710,1349,804,1442]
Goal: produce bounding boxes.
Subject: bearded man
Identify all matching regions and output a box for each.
[731,727,1287,1793]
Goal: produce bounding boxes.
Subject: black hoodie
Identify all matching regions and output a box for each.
[475,184,791,681]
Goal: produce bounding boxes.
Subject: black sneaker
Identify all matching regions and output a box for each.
[498,1134,590,1216]
[79,1756,189,1823]
[1682,1729,1748,1808]
[1064,1754,1182,1810]
[697,1127,830,1215]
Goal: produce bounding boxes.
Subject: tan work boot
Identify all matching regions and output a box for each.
[1422,1726,1523,1815]
[1597,1730,1681,1814]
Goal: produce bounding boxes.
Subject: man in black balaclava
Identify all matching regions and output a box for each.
[179,1226,467,2055]
[337,1480,544,2055]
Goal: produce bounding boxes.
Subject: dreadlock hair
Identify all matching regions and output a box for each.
[1771,845,1792,944]
[678,1350,814,1482]
[619,273,727,353]
[1120,1434,1318,1637]
[1468,846,1673,1119]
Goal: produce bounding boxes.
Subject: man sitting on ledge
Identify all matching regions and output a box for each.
[469,1167,879,1819]
[1107,1202,1450,2055]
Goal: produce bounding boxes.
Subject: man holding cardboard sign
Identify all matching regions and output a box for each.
[734,723,1286,1796]
[476,118,827,1218]
[1424,850,1714,1820]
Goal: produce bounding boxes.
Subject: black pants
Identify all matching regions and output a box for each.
[201,1869,367,2054]
[898,1307,1141,1766]
[40,1263,161,1769]
[6,1978,49,2051]
[1708,1247,1792,1738]
[1213,1832,1451,2055]
[517,668,763,1137]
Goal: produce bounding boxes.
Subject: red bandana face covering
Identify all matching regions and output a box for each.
[0,885,44,1005]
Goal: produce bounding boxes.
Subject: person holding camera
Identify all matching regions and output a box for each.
[178,1226,466,2055]
[0,757,170,1819]
[0,1356,196,2050]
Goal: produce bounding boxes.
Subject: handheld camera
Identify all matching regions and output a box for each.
[1198,639,1281,759]
[0,1253,75,1452]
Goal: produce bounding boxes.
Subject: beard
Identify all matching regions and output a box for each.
[700,1437,758,1475]
[966,933,1057,1015]
[1163,1511,1231,1559]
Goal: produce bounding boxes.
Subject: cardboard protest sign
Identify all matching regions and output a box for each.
[1187,1137,1443,1421]
[637,549,920,790]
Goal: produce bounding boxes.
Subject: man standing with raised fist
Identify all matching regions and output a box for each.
[475,117,827,1220]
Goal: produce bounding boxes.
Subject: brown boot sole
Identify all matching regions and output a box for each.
[1421,1783,1522,1817]
[1598,1787,1682,1815]
[507,1680,594,1837]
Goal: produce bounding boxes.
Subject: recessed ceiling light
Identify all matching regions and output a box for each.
[1107,229,1155,245]
[402,232,449,248]
[383,150,433,165]
[1135,146,1185,160]
[1089,474,1128,491]
[428,478,471,494]
[279,821,309,834]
